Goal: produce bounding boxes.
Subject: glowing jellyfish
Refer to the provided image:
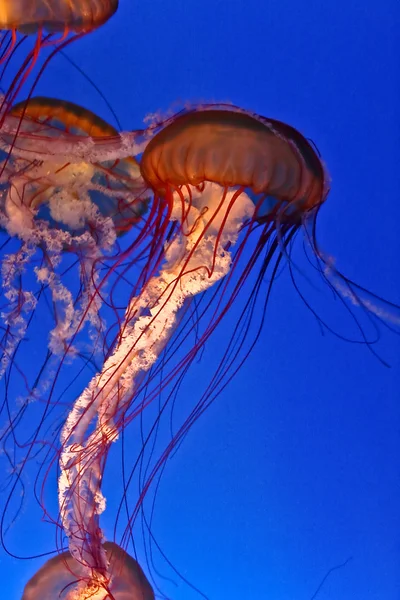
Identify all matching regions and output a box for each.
[48,105,329,594]
[0,0,118,113]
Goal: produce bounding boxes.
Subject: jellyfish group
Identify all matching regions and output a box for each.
[0,2,397,600]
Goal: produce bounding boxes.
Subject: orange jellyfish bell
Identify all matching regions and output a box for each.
[0,0,118,113]
[22,542,154,600]
[11,95,120,135]
[0,0,118,34]
[140,106,328,221]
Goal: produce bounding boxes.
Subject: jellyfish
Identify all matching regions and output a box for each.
[0,94,151,415]
[0,0,118,117]
[21,541,155,600]
[40,104,331,594]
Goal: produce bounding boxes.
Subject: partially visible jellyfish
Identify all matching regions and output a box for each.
[0,0,118,114]
[0,96,148,459]
[0,0,118,33]
[22,541,155,600]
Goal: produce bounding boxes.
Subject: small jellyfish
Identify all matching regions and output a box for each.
[22,541,154,600]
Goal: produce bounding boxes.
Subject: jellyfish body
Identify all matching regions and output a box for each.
[55,105,328,590]
[21,542,154,600]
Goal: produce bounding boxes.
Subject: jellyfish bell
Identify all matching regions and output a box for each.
[140,106,328,223]
[21,541,155,600]
[0,0,119,35]
[0,0,118,117]
[2,96,147,237]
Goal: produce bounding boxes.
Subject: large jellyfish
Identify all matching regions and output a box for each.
[51,104,331,595]
[0,0,118,115]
